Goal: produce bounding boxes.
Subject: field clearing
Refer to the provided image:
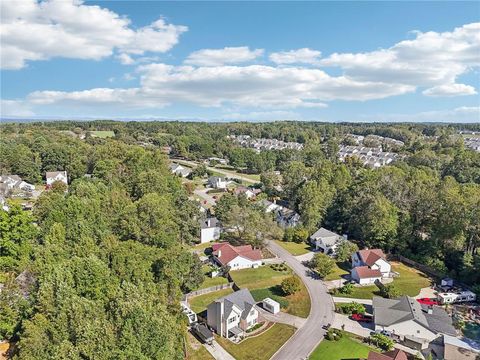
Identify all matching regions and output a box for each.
[90,130,115,138]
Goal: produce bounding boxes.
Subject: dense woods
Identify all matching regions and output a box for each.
[0,120,479,358]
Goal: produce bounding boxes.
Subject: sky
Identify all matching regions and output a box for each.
[1,1,479,123]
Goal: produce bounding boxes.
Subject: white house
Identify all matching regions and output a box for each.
[275,207,301,228]
[46,171,68,187]
[212,243,262,270]
[373,296,456,343]
[207,289,259,339]
[351,266,382,285]
[259,199,282,213]
[310,227,343,255]
[169,163,191,178]
[0,175,35,191]
[234,186,260,199]
[200,217,221,244]
[352,249,391,277]
[437,291,476,305]
[208,176,228,189]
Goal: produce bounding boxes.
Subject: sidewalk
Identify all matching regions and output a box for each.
[332,296,373,305]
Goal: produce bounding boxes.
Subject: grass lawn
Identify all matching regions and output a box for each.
[193,242,214,252]
[338,262,432,299]
[274,240,312,256]
[90,130,115,138]
[185,333,214,360]
[309,333,377,360]
[231,265,311,318]
[198,274,228,290]
[216,323,295,360]
[189,288,234,314]
[324,261,350,281]
[230,266,291,290]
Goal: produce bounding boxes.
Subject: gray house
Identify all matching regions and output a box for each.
[310,227,343,255]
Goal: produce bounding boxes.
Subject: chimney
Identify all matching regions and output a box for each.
[217,250,221,258]
[207,218,211,227]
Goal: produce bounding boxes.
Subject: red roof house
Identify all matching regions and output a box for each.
[212,243,263,270]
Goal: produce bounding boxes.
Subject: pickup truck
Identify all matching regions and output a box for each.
[350,313,373,322]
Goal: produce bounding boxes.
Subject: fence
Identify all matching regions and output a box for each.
[182,282,234,301]
[390,254,444,280]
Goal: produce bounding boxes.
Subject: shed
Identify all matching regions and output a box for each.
[262,298,280,314]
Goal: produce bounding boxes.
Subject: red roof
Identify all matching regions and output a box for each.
[368,349,408,360]
[358,249,386,266]
[212,243,262,266]
[353,266,382,279]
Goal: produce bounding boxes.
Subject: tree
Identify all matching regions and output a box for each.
[368,333,394,351]
[283,226,308,243]
[297,180,334,232]
[335,240,359,263]
[281,276,301,295]
[380,284,400,299]
[338,301,365,315]
[311,253,335,278]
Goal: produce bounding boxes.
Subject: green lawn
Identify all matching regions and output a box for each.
[231,265,311,318]
[324,261,350,281]
[216,324,295,360]
[274,240,312,256]
[90,130,115,138]
[189,288,234,314]
[338,262,432,299]
[186,333,214,360]
[309,333,377,360]
[230,266,291,290]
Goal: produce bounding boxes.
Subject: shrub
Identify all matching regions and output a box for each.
[325,328,343,341]
[338,283,354,295]
[270,263,288,272]
[368,333,394,351]
[281,276,301,295]
[337,302,365,315]
[380,284,400,299]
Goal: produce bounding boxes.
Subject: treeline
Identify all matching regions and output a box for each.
[0,131,203,359]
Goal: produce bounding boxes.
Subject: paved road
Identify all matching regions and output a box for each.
[267,240,335,360]
[173,159,258,184]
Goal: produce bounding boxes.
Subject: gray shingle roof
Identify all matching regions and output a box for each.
[200,217,219,229]
[216,289,256,319]
[373,296,456,336]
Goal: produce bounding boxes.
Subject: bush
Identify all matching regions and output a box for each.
[325,328,343,341]
[380,284,400,299]
[270,263,288,272]
[281,276,301,295]
[368,333,394,351]
[336,302,366,315]
[338,283,354,295]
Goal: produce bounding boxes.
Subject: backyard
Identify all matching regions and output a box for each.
[89,130,115,138]
[230,265,311,318]
[216,323,295,360]
[309,332,377,360]
[274,240,312,256]
[188,288,234,314]
[324,261,350,281]
[339,262,432,299]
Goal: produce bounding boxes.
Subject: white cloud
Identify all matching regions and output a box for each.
[222,110,301,121]
[269,48,321,65]
[0,0,187,69]
[422,83,477,97]
[117,53,135,65]
[184,47,264,66]
[321,23,480,96]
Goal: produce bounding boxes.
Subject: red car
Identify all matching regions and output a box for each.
[350,313,373,322]
[417,298,438,306]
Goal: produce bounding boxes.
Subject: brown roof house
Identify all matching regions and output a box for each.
[212,243,262,271]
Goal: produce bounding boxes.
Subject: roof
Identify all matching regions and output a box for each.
[310,227,340,243]
[353,266,382,279]
[367,349,408,360]
[46,171,67,178]
[373,296,456,336]
[212,243,262,266]
[215,289,256,319]
[443,334,480,358]
[357,249,386,266]
[200,217,220,229]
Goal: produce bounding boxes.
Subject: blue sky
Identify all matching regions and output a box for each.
[1,1,479,122]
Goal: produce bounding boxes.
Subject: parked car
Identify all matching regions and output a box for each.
[351,313,373,322]
[191,323,214,345]
[417,298,438,306]
[322,323,331,330]
[375,329,394,338]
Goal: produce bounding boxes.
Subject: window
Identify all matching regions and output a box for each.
[250,310,255,316]
[228,317,236,324]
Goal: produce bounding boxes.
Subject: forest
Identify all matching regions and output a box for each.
[0,120,479,358]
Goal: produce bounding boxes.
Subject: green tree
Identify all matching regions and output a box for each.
[335,240,359,263]
[281,276,301,295]
[311,253,335,278]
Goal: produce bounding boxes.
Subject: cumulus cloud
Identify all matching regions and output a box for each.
[184,47,264,66]
[0,0,187,69]
[321,23,479,96]
[422,83,477,97]
[222,110,301,121]
[0,100,35,117]
[269,48,321,65]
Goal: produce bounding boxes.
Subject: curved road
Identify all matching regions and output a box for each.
[267,240,335,360]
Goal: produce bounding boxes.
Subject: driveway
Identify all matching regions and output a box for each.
[332,313,373,338]
[194,188,217,206]
[173,159,257,184]
[267,240,335,360]
[204,340,236,360]
[255,305,307,329]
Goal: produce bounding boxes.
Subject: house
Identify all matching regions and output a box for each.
[0,175,35,191]
[373,296,456,344]
[437,290,476,305]
[443,334,480,360]
[259,199,282,213]
[310,227,343,255]
[46,171,68,187]
[352,249,391,278]
[367,349,408,360]
[234,186,260,199]
[351,266,382,285]
[200,217,221,244]
[208,176,228,189]
[207,289,259,339]
[212,243,262,270]
[207,157,228,165]
[169,163,191,178]
[275,207,300,228]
